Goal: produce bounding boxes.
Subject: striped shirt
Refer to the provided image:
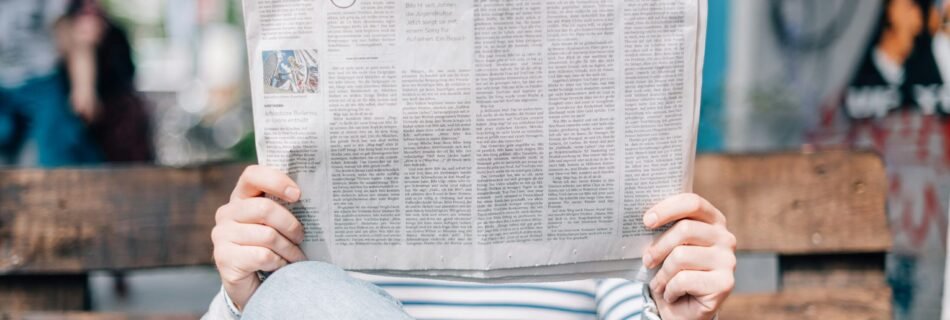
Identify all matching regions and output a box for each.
[206,275,657,320]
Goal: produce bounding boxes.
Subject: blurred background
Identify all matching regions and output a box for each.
[0,0,254,169]
[0,0,947,319]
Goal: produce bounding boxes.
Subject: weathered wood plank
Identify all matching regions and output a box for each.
[0,312,198,320]
[694,150,891,254]
[781,253,887,289]
[720,287,892,320]
[0,275,86,312]
[0,151,889,273]
[0,164,244,274]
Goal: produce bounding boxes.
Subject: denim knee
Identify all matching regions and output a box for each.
[241,261,412,320]
[267,261,346,283]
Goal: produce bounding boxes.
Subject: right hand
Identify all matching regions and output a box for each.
[212,165,308,310]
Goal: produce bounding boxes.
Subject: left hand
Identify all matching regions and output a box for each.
[642,193,736,320]
[70,90,99,123]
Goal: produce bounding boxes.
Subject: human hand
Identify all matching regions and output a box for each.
[642,193,736,320]
[70,90,99,123]
[212,165,307,310]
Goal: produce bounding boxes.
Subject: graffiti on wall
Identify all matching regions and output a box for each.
[733,0,950,318]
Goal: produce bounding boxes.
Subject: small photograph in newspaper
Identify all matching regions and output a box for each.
[262,49,321,94]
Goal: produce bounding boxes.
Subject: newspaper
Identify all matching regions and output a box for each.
[240,0,707,282]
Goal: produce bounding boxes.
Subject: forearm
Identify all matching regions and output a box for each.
[67,47,97,100]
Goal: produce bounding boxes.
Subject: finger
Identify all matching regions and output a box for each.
[231,223,307,263]
[217,198,306,244]
[218,222,307,263]
[231,165,301,202]
[643,193,725,229]
[216,243,289,283]
[237,245,290,273]
[663,270,734,305]
[213,243,279,283]
[649,246,734,295]
[643,219,729,268]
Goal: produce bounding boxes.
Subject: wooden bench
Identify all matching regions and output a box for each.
[0,150,891,319]
[696,151,892,319]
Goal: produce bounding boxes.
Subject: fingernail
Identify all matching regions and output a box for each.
[284,186,300,200]
[643,211,657,227]
[643,253,653,268]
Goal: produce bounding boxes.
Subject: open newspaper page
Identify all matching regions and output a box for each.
[241,0,706,281]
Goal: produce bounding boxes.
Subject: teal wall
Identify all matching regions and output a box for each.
[696,0,728,153]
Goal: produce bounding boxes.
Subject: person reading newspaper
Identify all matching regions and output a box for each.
[203,165,736,319]
[212,0,728,317]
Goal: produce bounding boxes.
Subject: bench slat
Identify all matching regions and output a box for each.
[0,275,86,311]
[780,253,887,289]
[695,151,891,254]
[720,287,891,319]
[0,151,889,273]
[1,312,198,320]
[0,164,243,274]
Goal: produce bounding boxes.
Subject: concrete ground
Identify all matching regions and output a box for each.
[89,267,221,314]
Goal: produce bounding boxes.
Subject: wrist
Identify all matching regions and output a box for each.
[222,276,261,311]
[220,286,243,317]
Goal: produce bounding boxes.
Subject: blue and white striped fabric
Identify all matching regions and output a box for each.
[353,274,647,320]
[596,279,647,320]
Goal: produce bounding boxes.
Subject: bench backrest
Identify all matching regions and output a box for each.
[695,151,891,319]
[0,151,891,318]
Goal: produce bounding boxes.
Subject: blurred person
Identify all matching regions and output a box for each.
[932,0,950,82]
[813,0,949,317]
[204,167,736,320]
[0,0,101,166]
[853,0,927,87]
[55,0,153,162]
[846,0,943,117]
[54,0,153,298]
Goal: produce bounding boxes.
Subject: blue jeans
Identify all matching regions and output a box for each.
[241,262,414,319]
[0,73,101,167]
